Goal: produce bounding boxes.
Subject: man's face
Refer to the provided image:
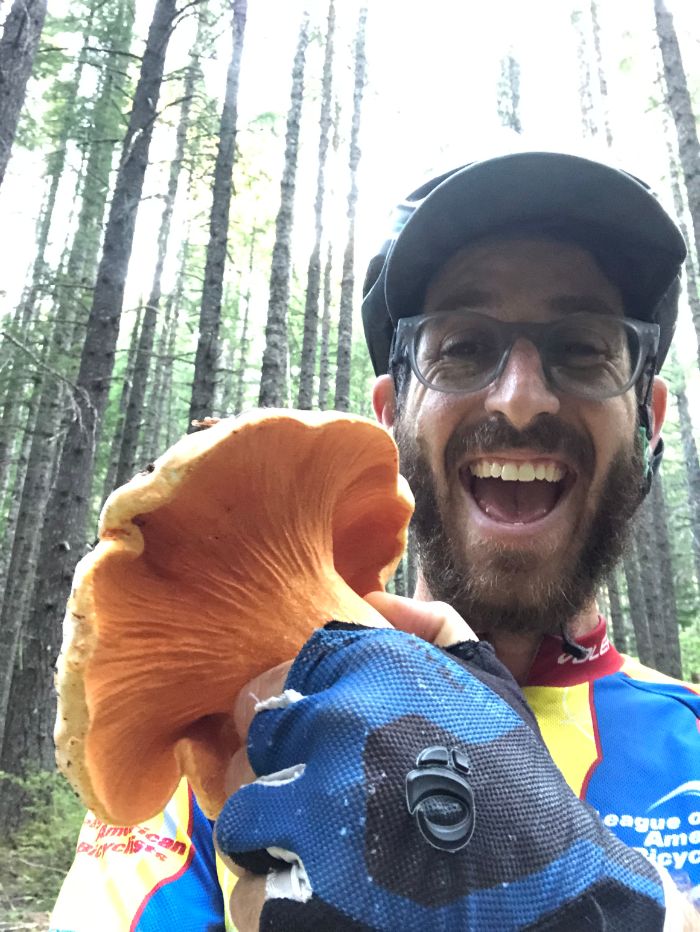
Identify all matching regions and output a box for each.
[385,237,657,636]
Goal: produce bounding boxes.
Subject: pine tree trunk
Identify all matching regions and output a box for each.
[0,0,178,810]
[606,569,627,653]
[666,146,700,368]
[116,23,201,482]
[649,476,683,677]
[589,0,612,147]
[496,53,522,133]
[317,243,333,410]
[189,0,247,425]
[0,0,48,189]
[102,305,143,499]
[334,7,367,412]
[297,0,335,410]
[655,0,700,289]
[622,541,654,665]
[259,13,310,408]
[231,231,256,415]
[571,8,597,138]
[634,503,668,671]
[674,382,700,588]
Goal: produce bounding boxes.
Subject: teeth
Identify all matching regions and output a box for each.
[469,460,565,482]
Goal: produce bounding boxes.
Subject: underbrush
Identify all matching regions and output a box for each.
[0,771,84,923]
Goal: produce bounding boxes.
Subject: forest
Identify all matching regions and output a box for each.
[0,0,699,922]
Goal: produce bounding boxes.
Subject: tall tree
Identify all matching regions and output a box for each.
[649,475,683,677]
[188,0,247,425]
[115,10,205,484]
[297,0,335,410]
[589,0,612,148]
[317,242,333,409]
[0,0,179,807]
[0,0,48,189]
[622,542,655,666]
[496,52,522,133]
[102,305,143,499]
[655,0,700,296]
[673,380,700,589]
[606,570,628,654]
[334,6,367,412]
[231,229,257,415]
[259,13,310,408]
[0,0,136,758]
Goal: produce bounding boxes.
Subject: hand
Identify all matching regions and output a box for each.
[216,600,666,931]
[221,594,476,928]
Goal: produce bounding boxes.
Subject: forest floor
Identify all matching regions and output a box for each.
[0,773,83,932]
[0,846,53,931]
[0,860,55,932]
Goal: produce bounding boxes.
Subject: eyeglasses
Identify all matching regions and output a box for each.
[393,310,659,402]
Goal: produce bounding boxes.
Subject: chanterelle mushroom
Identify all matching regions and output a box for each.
[54,409,413,825]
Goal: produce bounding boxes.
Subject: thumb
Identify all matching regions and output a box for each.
[364,591,477,648]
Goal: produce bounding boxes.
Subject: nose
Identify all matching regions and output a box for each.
[484,338,560,429]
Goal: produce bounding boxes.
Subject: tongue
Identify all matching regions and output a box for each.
[470,476,561,524]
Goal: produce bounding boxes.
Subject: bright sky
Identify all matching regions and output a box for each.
[1,0,699,379]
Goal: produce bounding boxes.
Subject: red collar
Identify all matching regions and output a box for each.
[526,617,623,687]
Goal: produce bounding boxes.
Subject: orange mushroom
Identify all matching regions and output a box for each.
[54,409,414,826]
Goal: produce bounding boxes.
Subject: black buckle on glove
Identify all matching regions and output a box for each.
[405,746,475,853]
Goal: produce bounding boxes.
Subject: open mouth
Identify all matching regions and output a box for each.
[459,458,574,525]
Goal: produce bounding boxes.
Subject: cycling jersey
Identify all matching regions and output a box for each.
[50,618,700,930]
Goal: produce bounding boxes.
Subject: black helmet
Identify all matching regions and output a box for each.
[362,152,686,377]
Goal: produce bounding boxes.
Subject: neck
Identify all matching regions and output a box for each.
[413,574,600,685]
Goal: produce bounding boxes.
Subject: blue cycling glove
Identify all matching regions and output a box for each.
[215,623,665,931]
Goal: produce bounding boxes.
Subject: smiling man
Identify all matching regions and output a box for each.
[216,153,700,929]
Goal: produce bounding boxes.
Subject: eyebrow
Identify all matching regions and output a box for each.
[431,290,620,317]
[430,287,494,312]
[548,295,620,316]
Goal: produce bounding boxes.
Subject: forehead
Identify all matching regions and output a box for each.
[423,236,624,317]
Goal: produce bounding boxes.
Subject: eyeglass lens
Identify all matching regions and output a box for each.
[412,312,638,400]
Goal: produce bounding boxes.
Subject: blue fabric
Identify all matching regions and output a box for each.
[585,672,700,892]
[216,626,665,930]
[135,800,225,932]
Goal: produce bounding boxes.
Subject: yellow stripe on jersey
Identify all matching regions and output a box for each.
[50,778,194,932]
[215,852,239,931]
[619,654,700,693]
[524,682,598,797]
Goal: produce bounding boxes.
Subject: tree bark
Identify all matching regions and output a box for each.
[188,0,247,425]
[232,231,256,415]
[0,0,48,189]
[259,13,309,408]
[334,6,367,412]
[102,305,143,499]
[589,0,612,148]
[496,52,522,133]
[606,569,627,654]
[673,381,700,589]
[297,0,335,410]
[317,242,333,410]
[649,475,683,677]
[622,541,655,666]
[655,0,700,287]
[0,0,178,802]
[116,16,201,480]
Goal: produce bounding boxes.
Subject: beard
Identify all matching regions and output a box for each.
[395,412,646,637]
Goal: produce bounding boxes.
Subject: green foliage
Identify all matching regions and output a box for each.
[0,770,83,914]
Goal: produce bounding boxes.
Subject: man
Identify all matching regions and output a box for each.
[51,151,700,930]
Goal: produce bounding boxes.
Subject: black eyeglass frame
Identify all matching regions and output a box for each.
[392,310,660,402]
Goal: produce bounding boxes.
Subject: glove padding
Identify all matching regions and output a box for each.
[215,623,665,931]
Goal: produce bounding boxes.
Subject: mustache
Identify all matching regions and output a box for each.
[443,414,595,479]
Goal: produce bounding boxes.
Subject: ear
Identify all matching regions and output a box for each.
[649,376,668,451]
[372,375,396,428]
